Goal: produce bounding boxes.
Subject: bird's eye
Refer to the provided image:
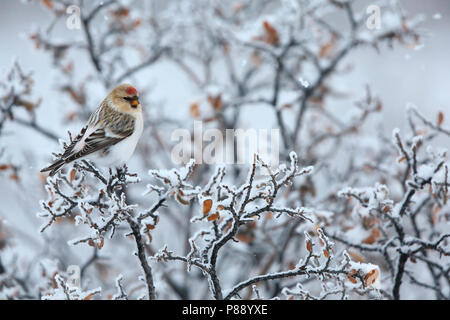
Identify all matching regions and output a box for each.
[124,96,139,108]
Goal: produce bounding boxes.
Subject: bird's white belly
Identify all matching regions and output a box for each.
[92,115,143,168]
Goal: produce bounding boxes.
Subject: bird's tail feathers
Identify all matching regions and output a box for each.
[40,159,66,176]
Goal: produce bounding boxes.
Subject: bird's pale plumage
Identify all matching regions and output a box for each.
[41,84,143,176]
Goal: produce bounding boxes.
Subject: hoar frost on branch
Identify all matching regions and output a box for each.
[38,151,383,300]
[0,0,448,300]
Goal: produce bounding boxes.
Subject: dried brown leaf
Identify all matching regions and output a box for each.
[348,249,365,263]
[70,169,76,182]
[437,111,444,126]
[203,199,213,215]
[306,240,312,252]
[42,0,53,10]
[364,268,379,286]
[262,21,279,46]
[207,212,220,222]
[189,102,201,118]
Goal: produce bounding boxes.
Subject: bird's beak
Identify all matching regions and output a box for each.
[131,98,139,107]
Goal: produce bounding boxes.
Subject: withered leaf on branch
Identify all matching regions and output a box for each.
[437,111,444,126]
[263,21,279,46]
[207,212,220,221]
[42,0,53,10]
[69,169,76,182]
[208,94,222,111]
[364,269,379,286]
[203,199,213,215]
[362,227,381,245]
[189,102,201,118]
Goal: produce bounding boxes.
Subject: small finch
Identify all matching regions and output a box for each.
[41,84,143,176]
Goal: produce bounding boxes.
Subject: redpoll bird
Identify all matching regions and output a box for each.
[41,84,143,176]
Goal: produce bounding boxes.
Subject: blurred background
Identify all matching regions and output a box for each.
[0,0,448,299]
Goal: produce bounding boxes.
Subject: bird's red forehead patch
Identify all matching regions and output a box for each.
[126,86,138,95]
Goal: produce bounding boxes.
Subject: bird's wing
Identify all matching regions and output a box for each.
[41,122,134,175]
[63,125,134,164]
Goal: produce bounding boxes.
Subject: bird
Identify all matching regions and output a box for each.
[41,83,144,176]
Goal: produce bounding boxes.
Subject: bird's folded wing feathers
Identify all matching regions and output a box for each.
[41,106,136,175]
[64,125,134,163]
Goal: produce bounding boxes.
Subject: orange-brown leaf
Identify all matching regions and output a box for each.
[306,240,312,252]
[42,0,53,9]
[189,102,201,118]
[97,238,105,250]
[319,37,337,58]
[176,193,190,205]
[323,249,330,258]
[67,88,86,105]
[52,272,59,288]
[348,277,357,284]
[203,199,213,215]
[364,268,379,286]
[133,19,142,28]
[376,101,383,111]
[0,164,9,170]
[437,111,444,126]
[362,227,381,245]
[15,98,36,112]
[207,212,220,221]
[83,293,95,300]
[67,111,77,121]
[348,249,365,263]
[112,7,130,18]
[208,95,222,111]
[236,232,254,244]
[347,269,357,277]
[70,169,76,182]
[262,21,279,46]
